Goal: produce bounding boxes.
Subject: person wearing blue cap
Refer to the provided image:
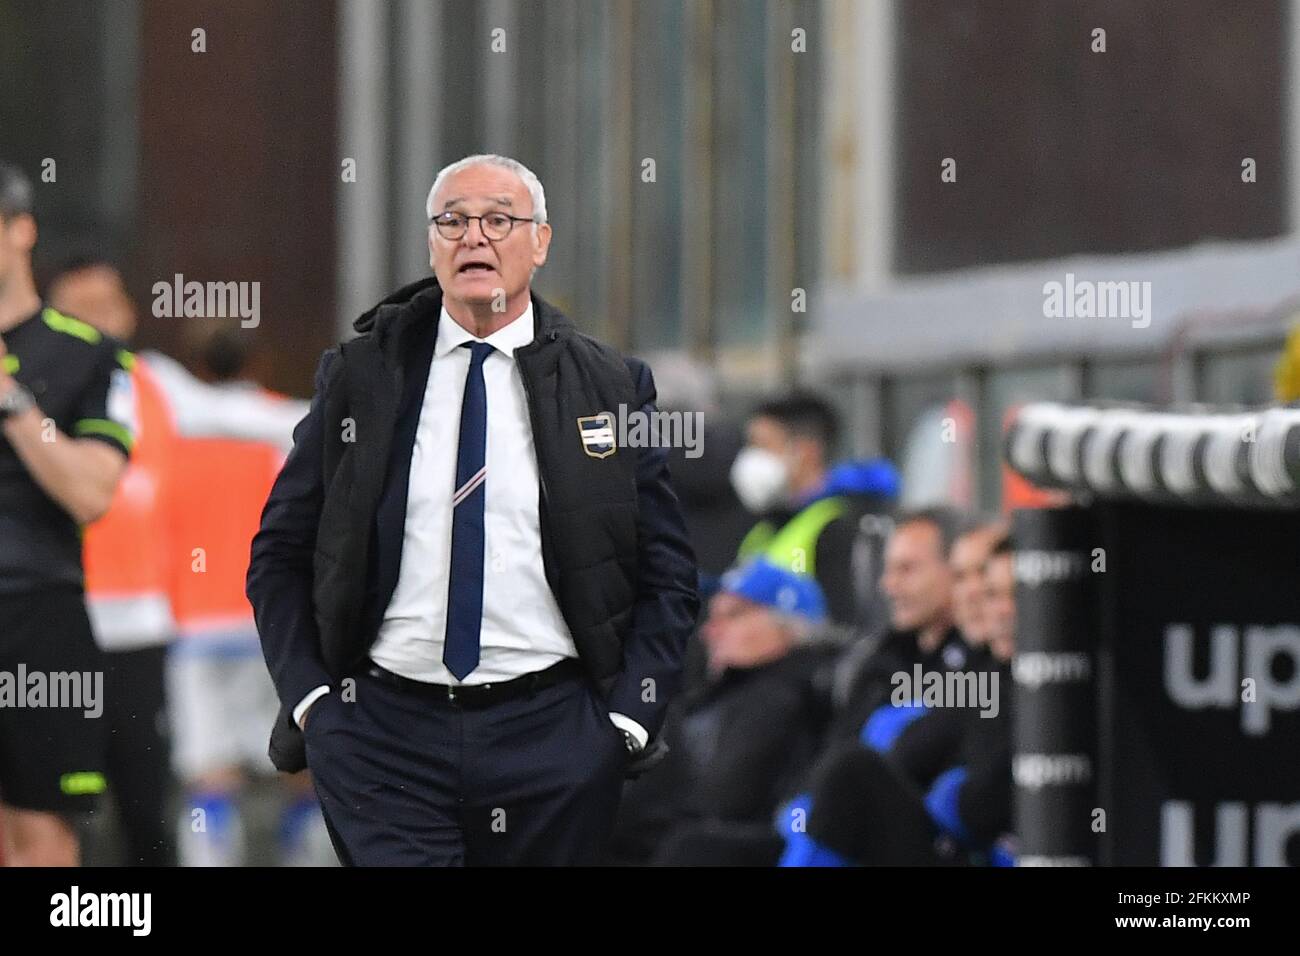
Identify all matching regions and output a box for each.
[704,558,828,674]
[647,558,839,865]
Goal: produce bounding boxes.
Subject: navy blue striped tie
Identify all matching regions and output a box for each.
[443,340,494,680]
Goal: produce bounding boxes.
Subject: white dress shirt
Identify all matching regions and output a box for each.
[294,302,646,749]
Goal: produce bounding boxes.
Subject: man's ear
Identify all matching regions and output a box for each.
[532,222,552,269]
[9,213,37,253]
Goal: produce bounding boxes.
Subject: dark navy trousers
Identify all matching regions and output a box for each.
[304,664,628,866]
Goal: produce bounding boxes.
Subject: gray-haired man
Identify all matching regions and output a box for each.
[248,154,700,865]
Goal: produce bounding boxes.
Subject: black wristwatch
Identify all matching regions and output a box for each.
[0,384,36,420]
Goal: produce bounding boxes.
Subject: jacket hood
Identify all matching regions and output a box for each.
[352,276,575,342]
[802,457,900,506]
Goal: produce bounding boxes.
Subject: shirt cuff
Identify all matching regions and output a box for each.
[293,686,331,729]
[608,712,648,751]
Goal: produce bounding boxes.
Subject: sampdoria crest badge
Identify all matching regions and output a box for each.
[576,412,617,459]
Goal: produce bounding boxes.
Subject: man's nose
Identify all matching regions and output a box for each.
[460,219,489,246]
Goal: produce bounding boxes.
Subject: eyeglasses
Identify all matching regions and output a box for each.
[430,211,539,241]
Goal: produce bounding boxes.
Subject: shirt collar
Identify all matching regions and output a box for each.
[435,300,534,359]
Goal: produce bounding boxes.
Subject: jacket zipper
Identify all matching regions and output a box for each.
[517,332,559,595]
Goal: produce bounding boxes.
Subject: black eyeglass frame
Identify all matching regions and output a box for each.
[429,211,541,240]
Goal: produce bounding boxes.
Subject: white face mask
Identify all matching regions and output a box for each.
[730,446,791,513]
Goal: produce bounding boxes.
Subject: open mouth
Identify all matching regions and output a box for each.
[457,262,496,275]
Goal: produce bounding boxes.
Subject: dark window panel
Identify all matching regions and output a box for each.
[895,0,1286,274]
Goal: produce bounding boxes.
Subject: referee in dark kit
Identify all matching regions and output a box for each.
[0,161,134,866]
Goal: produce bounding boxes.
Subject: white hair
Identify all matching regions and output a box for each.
[774,610,819,645]
[425,154,548,225]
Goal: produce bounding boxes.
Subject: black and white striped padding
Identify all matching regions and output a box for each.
[1004,403,1300,506]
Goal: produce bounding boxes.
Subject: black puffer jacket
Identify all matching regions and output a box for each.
[248,278,700,772]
